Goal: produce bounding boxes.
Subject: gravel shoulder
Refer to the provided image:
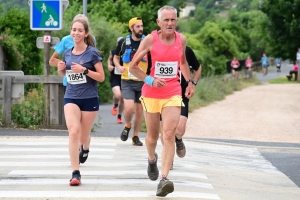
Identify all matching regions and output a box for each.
[185,84,300,144]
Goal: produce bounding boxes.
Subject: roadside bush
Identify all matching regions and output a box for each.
[11,87,45,129]
[0,7,42,75]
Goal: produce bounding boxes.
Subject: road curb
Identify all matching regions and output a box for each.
[185,138,300,150]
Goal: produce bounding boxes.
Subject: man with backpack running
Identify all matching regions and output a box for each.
[113,17,148,146]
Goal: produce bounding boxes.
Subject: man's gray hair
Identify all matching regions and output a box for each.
[157,5,177,20]
[73,14,89,23]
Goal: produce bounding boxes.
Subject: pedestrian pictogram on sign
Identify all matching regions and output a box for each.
[44,35,51,43]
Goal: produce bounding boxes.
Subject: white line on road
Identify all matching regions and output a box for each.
[0,148,115,152]
[0,191,220,199]
[0,142,117,146]
[0,162,199,169]
[0,155,113,159]
[8,170,208,179]
[0,178,214,189]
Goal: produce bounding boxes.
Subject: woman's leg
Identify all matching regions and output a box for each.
[80,111,99,150]
[64,103,82,171]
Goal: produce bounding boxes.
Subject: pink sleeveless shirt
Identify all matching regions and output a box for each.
[142,30,182,98]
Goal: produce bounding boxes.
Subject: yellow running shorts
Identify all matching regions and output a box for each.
[139,95,184,113]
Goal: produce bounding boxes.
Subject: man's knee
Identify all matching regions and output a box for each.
[147,133,159,143]
[124,100,135,111]
[162,129,176,141]
[135,103,143,112]
[114,93,122,100]
[176,124,186,136]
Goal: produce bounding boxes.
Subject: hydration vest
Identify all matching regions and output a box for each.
[121,34,146,63]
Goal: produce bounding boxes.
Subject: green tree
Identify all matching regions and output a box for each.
[0,7,42,75]
[261,0,300,59]
[236,0,253,11]
[185,21,241,75]
[198,0,216,9]
[220,19,251,53]
[227,9,268,60]
[177,5,216,34]
[0,0,28,10]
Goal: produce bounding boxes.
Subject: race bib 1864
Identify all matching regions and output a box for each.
[66,70,87,84]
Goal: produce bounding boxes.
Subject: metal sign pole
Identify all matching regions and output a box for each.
[44,30,51,125]
[83,0,87,17]
[29,0,69,126]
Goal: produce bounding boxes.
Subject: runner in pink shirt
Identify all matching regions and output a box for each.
[288,61,299,80]
[245,56,252,77]
[129,5,195,197]
[231,57,240,79]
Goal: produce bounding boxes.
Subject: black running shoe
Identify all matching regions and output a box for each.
[69,170,81,186]
[79,145,89,164]
[176,138,186,158]
[132,136,143,146]
[156,177,174,197]
[120,126,131,141]
[147,153,159,181]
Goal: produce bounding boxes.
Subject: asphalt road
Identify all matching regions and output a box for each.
[1,136,300,200]
[1,63,299,190]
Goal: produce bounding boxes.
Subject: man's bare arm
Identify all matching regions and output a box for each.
[193,65,202,83]
[113,55,124,73]
[49,51,61,67]
[107,51,114,72]
[129,35,152,81]
[179,34,191,81]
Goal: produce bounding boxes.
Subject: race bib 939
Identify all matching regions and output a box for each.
[154,61,177,78]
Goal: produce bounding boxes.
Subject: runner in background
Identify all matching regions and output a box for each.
[275,57,282,72]
[174,46,201,160]
[113,17,147,146]
[245,56,252,77]
[231,57,240,79]
[161,46,201,170]
[107,37,124,124]
[261,53,269,75]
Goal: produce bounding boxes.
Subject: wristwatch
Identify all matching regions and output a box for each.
[83,68,89,75]
[187,79,197,86]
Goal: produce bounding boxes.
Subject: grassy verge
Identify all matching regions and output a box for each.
[268,76,299,84]
[140,75,261,132]
[189,75,261,111]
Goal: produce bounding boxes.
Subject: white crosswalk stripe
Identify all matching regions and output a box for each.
[0,137,221,199]
[0,178,213,188]
[0,191,220,199]
[0,137,284,199]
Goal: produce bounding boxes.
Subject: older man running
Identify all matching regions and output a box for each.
[129,5,195,197]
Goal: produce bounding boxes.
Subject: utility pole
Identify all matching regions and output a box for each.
[83,0,87,17]
[44,30,51,125]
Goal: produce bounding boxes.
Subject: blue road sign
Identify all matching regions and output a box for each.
[30,0,62,30]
